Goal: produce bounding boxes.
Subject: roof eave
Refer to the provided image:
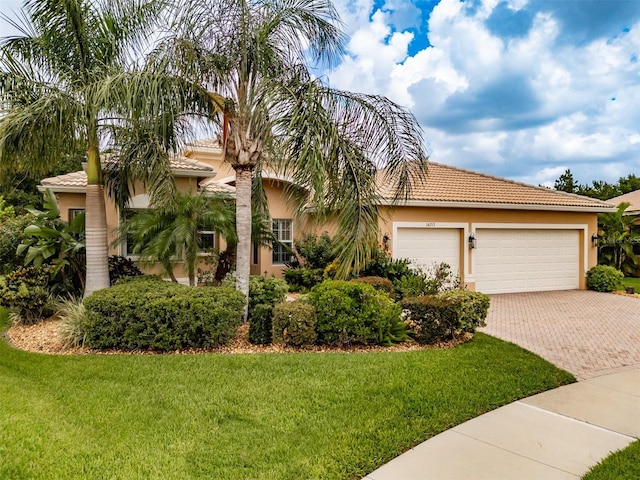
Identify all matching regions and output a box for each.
[38,185,86,193]
[377,199,615,213]
[172,168,213,177]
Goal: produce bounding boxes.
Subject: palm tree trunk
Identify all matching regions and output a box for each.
[234,165,252,320]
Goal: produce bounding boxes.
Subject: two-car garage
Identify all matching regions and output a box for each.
[392,224,582,295]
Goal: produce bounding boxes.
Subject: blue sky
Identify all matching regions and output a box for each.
[2,0,640,188]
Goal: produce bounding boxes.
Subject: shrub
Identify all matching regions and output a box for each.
[0,213,35,275]
[108,255,143,285]
[272,301,317,346]
[284,268,324,292]
[394,263,461,300]
[436,290,490,333]
[361,249,414,282]
[82,279,245,351]
[354,276,395,298]
[401,296,459,344]
[292,232,337,269]
[247,276,288,344]
[307,280,407,346]
[0,266,54,324]
[586,265,624,292]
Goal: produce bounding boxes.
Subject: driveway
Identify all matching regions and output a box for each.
[481,290,640,380]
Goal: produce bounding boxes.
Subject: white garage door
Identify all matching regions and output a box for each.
[394,228,461,276]
[474,229,579,294]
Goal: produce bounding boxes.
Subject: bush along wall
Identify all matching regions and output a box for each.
[307,280,407,346]
[82,278,245,351]
[401,290,490,344]
[586,265,624,292]
[247,276,288,345]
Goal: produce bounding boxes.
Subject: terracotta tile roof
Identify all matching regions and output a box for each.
[378,162,614,210]
[606,190,640,213]
[41,157,213,190]
[41,171,87,189]
[200,178,236,195]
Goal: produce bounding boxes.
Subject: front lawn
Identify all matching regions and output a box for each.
[621,277,640,290]
[582,440,640,480]
[0,311,574,480]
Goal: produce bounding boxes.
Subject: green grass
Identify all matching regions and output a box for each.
[582,440,640,479]
[0,310,574,480]
[621,277,640,290]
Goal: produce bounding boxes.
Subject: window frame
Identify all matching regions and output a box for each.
[271,218,293,265]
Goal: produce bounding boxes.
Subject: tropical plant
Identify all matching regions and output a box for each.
[17,189,86,296]
[118,191,236,286]
[163,0,428,307]
[597,202,640,275]
[0,0,218,297]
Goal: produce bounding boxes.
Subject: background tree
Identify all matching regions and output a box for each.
[0,0,217,296]
[165,0,428,304]
[597,202,640,275]
[554,169,578,194]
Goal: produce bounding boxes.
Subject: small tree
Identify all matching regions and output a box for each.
[597,202,640,275]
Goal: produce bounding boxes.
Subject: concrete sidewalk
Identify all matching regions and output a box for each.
[364,368,639,480]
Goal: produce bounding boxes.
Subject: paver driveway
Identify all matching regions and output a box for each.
[481,290,640,380]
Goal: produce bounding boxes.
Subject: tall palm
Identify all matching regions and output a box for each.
[0,0,217,296]
[167,0,428,302]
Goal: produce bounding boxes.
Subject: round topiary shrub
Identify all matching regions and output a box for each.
[586,265,624,292]
[272,301,317,346]
[82,278,245,351]
[307,280,407,346]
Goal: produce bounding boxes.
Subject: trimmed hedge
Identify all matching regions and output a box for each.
[83,278,245,351]
[247,276,288,345]
[272,301,317,346]
[307,280,407,346]
[401,290,491,344]
[586,265,624,292]
[284,268,324,292]
[436,290,490,333]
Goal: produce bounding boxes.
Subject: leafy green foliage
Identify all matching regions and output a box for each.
[82,279,245,351]
[361,248,415,282]
[272,301,318,346]
[247,276,289,345]
[401,290,490,344]
[354,276,395,298]
[284,267,325,292]
[553,169,640,200]
[0,266,54,324]
[0,213,37,275]
[586,265,624,292]
[108,256,144,285]
[17,189,85,296]
[436,290,490,333]
[307,280,406,346]
[597,202,640,275]
[401,296,460,344]
[290,232,337,269]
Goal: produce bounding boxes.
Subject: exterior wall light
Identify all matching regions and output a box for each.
[468,233,476,249]
[591,234,599,247]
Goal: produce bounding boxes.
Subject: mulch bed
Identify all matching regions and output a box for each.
[4,320,471,356]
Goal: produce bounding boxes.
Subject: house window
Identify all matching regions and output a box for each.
[198,219,215,253]
[252,242,259,265]
[68,208,84,223]
[272,219,293,264]
[121,208,145,257]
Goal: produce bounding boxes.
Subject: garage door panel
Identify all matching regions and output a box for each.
[395,228,461,276]
[475,229,579,294]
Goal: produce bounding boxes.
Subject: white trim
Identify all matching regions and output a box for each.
[38,185,86,193]
[379,199,614,213]
[392,222,469,281]
[470,223,589,283]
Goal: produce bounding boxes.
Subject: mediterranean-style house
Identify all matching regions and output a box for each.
[40,139,614,293]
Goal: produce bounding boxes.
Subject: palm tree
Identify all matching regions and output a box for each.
[598,202,640,275]
[0,0,218,296]
[165,0,428,302]
[119,190,275,286]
